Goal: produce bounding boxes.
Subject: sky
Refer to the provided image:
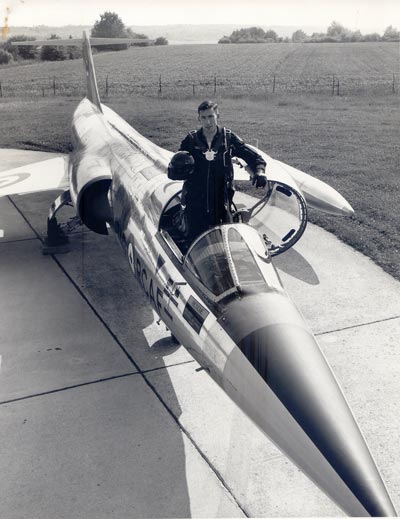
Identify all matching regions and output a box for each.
[1,0,399,33]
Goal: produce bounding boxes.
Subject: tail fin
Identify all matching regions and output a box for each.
[82,31,101,111]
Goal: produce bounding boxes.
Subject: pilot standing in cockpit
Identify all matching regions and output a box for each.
[168,100,267,248]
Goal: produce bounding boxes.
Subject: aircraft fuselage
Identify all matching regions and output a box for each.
[66,97,397,517]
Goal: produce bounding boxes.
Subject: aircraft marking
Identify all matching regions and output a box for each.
[155,254,165,274]
[126,237,173,321]
[164,278,179,307]
[0,172,30,189]
[127,242,136,273]
[164,287,178,307]
[183,296,209,334]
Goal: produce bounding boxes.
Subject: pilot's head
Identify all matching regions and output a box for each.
[198,100,219,134]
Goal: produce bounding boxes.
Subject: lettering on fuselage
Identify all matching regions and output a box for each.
[125,235,209,334]
[126,238,171,320]
[0,172,30,189]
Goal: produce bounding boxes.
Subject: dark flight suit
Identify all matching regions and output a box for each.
[179,126,266,244]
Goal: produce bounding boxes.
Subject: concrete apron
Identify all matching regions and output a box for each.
[0,192,399,517]
[0,196,244,519]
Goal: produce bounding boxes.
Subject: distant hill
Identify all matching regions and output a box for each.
[7,25,91,40]
[7,24,325,45]
[129,24,326,44]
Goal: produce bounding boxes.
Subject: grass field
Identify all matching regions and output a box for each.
[0,42,399,97]
[0,42,399,280]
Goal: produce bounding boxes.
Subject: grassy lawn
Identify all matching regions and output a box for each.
[0,89,398,279]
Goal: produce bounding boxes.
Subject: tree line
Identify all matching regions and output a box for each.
[0,11,168,65]
[218,22,400,44]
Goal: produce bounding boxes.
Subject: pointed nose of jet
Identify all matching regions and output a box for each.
[219,292,396,517]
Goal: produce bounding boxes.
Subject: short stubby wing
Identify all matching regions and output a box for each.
[0,149,69,197]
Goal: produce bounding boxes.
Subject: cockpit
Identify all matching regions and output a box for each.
[157,179,307,260]
[153,178,307,302]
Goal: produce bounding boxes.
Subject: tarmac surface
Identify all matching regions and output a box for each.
[0,186,399,518]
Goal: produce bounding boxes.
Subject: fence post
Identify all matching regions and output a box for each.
[158,74,162,97]
[393,73,396,94]
[332,74,335,95]
[214,76,217,94]
[106,75,109,96]
[273,75,276,93]
[0,82,2,98]
[42,86,45,97]
[337,78,340,96]
[53,77,56,95]
[193,84,195,97]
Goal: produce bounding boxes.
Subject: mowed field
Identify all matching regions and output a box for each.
[0,41,399,97]
[0,42,399,279]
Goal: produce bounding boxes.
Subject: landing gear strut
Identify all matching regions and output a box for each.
[42,217,70,255]
[42,190,81,255]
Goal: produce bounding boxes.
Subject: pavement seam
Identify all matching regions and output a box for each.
[0,361,196,406]
[0,372,137,406]
[9,196,249,518]
[7,196,44,242]
[316,314,400,336]
[0,236,40,246]
[52,253,250,517]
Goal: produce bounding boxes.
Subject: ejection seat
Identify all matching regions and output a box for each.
[158,189,245,256]
[158,190,189,254]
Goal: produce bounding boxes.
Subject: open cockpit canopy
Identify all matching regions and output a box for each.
[233,181,307,256]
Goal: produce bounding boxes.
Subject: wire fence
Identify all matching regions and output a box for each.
[0,73,398,99]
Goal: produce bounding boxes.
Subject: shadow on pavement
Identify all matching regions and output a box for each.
[1,194,193,518]
[274,245,320,285]
[54,230,194,518]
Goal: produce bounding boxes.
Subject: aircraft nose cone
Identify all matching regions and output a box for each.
[219,292,397,517]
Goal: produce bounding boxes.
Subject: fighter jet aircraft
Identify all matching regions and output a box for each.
[0,32,396,517]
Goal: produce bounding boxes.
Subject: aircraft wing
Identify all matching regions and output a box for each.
[233,148,354,216]
[232,147,353,255]
[0,149,69,197]
[274,159,354,216]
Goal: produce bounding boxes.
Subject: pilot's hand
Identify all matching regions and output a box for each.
[252,171,268,188]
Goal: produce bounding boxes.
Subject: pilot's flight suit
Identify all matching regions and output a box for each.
[179,126,266,244]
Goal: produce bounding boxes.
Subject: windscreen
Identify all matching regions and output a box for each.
[185,226,267,299]
[185,229,235,297]
[227,228,265,286]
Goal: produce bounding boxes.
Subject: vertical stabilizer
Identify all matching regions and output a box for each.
[82,31,102,112]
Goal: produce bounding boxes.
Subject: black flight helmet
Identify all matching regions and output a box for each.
[168,151,195,181]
